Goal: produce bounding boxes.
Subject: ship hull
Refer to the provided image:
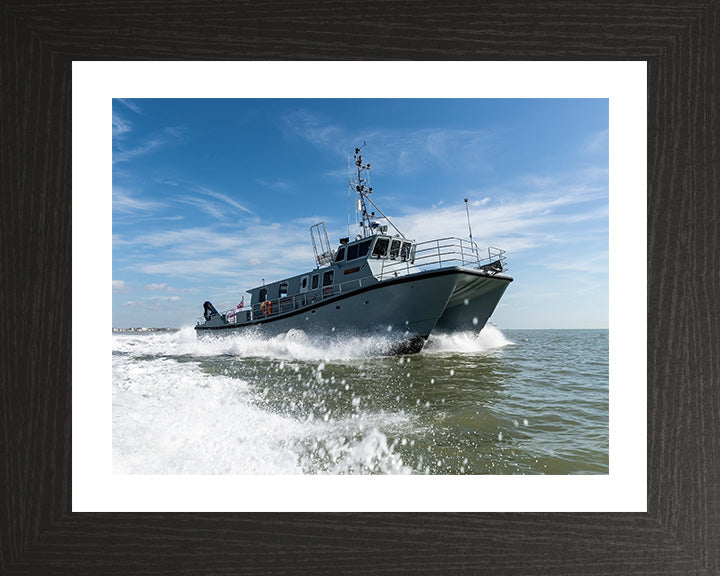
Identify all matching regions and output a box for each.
[196,269,464,352]
[433,268,512,334]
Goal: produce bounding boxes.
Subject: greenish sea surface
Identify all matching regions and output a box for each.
[113,326,608,475]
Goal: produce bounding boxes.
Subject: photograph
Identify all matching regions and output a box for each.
[4,1,716,569]
[112,98,609,476]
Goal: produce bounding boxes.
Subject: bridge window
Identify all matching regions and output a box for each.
[390,239,401,259]
[259,288,268,302]
[400,241,412,262]
[334,247,345,262]
[311,274,319,289]
[346,238,373,261]
[279,282,288,298]
[372,237,389,258]
[323,270,334,286]
[358,239,372,257]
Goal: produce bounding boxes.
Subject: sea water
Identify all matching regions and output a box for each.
[112,326,608,475]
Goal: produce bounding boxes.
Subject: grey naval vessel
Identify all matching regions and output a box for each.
[195,146,513,354]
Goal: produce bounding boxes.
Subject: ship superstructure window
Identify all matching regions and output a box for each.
[390,239,401,259]
[279,282,288,298]
[358,239,372,257]
[259,288,268,302]
[372,237,390,258]
[323,270,334,286]
[311,274,319,289]
[334,247,345,262]
[400,241,412,261]
[346,238,373,262]
[301,276,308,291]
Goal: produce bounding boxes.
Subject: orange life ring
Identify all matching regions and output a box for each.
[261,300,272,316]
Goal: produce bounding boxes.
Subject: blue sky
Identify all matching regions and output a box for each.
[112,98,608,329]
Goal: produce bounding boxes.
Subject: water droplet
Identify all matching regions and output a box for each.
[472,317,479,325]
[498,431,503,441]
[464,298,469,306]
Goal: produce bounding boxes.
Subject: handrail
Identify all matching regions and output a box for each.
[378,237,506,280]
[205,236,507,326]
[243,275,374,323]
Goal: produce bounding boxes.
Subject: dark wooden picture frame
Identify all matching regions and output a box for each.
[2,2,718,574]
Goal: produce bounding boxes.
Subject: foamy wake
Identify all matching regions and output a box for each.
[113,354,413,475]
[113,323,512,362]
[423,324,513,355]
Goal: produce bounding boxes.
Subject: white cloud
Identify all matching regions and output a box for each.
[281,109,342,148]
[120,220,317,296]
[584,129,609,155]
[145,283,167,291]
[177,196,227,221]
[112,113,132,139]
[543,250,609,274]
[197,188,254,215]
[392,181,607,254]
[116,98,142,114]
[113,187,165,213]
[279,110,497,176]
[112,280,128,293]
[176,187,255,222]
[120,295,182,312]
[113,126,183,164]
[113,138,164,164]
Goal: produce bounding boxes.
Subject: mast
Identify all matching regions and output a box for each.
[350,144,405,238]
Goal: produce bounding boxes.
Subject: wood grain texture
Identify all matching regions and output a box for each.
[1,1,718,574]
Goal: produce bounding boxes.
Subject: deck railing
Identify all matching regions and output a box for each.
[205,237,506,326]
[378,237,507,281]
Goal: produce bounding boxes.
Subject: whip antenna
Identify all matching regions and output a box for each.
[464,198,474,244]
